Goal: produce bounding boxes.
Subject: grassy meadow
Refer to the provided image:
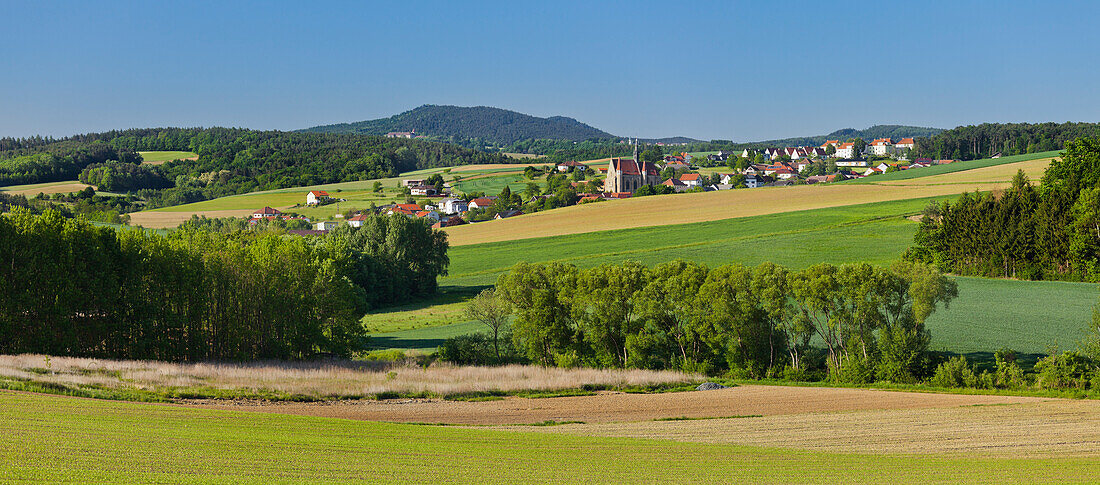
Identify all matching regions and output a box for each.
[137,150,198,164]
[4,391,1099,483]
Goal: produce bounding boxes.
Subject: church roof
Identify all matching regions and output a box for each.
[610,158,659,176]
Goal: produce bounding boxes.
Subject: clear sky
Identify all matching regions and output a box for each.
[3,0,1099,141]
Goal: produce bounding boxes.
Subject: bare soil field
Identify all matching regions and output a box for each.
[511,397,1100,457]
[184,384,1039,425]
[127,208,268,228]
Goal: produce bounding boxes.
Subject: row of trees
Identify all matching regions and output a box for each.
[79,161,171,192]
[0,209,449,361]
[480,260,956,382]
[0,141,140,186]
[908,138,1100,280]
[912,122,1100,161]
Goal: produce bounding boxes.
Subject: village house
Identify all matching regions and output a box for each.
[605,157,660,193]
[439,198,468,214]
[820,140,841,149]
[402,179,425,187]
[662,159,691,171]
[556,161,588,172]
[385,130,416,139]
[895,138,916,150]
[834,142,856,159]
[314,221,339,231]
[678,173,704,187]
[660,178,689,192]
[305,191,329,206]
[468,197,497,210]
[744,175,768,188]
[252,207,282,218]
[869,138,895,156]
[432,216,466,229]
[346,214,370,228]
[416,210,442,222]
[494,210,524,219]
[410,185,438,196]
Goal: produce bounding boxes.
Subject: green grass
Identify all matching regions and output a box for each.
[455,172,536,195]
[137,151,198,162]
[368,320,487,353]
[846,151,1060,184]
[361,286,487,333]
[3,391,1099,483]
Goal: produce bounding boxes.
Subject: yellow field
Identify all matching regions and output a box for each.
[443,158,1055,246]
[0,180,93,196]
[876,157,1055,186]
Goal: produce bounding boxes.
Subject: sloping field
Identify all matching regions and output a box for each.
[847,151,1060,183]
[876,156,1054,186]
[190,384,1039,426]
[128,208,263,228]
[0,180,93,196]
[6,391,1097,483]
[444,181,1012,246]
[138,151,198,165]
[513,397,1100,457]
[443,155,1057,246]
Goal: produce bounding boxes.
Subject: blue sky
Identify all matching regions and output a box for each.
[2,0,1099,141]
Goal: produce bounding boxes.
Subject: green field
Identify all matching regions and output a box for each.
[3,391,1097,483]
[847,150,1060,183]
[137,151,198,163]
[360,196,1098,355]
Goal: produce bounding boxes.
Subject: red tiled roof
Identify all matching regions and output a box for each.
[679,173,702,181]
[897,138,915,145]
[253,206,281,215]
[308,191,329,197]
[395,203,422,211]
[611,158,660,176]
[469,197,495,207]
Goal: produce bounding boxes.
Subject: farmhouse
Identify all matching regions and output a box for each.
[252,207,282,218]
[468,197,497,210]
[346,214,370,228]
[556,161,587,172]
[402,179,425,187]
[678,173,704,187]
[660,178,689,192]
[410,185,438,196]
[605,157,660,193]
[895,138,916,150]
[314,221,338,231]
[305,191,330,206]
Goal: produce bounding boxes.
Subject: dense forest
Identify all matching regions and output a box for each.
[912,122,1100,160]
[0,127,514,208]
[907,137,1100,281]
[0,209,449,361]
[300,105,614,145]
[452,260,958,383]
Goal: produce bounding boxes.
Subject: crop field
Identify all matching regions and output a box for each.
[0,179,93,196]
[137,150,198,164]
[4,391,1100,483]
[847,151,1060,184]
[442,170,1034,246]
[876,156,1055,186]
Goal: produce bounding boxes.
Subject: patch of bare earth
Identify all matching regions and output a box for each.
[1,182,93,196]
[182,384,1038,425]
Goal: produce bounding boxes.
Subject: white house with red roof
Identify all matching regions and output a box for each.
[468,197,497,210]
[869,138,895,156]
[678,173,704,187]
[346,213,371,228]
[895,138,916,150]
[834,142,856,159]
[306,191,330,206]
[252,207,282,218]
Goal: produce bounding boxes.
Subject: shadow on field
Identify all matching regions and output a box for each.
[366,336,451,352]
[952,352,1048,372]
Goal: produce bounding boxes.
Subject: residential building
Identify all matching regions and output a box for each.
[834,142,856,159]
[439,198,468,214]
[410,185,438,196]
[895,138,916,150]
[869,138,895,156]
[314,221,339,231]
[346,214,370,228]
[660,178,689,192]
[252,207,282,218]
[385,131,416,139]
[494,210,524,219]
[556,161,587,172]
[468,197,497,210]
[305,191,329,206]
[678,173,704,187]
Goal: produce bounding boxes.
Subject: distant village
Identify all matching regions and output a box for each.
[247,137,959,233]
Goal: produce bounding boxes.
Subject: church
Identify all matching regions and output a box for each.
[603,143,660,193]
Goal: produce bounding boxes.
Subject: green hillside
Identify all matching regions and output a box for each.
[300,105,615,144]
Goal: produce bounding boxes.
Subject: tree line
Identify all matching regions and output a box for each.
[460,260,957,382]
[0,209,449,361]
[907,137,1100,281]
[912,122,1100,161]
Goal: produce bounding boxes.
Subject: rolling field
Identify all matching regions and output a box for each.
[5,391,1100,483]
[848,151,1060,183]
[137,150,198,164]
[0,179,92,196]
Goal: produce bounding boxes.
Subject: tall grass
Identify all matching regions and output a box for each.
[0,354,699,401]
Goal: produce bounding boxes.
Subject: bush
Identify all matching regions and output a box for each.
[992,349,1028,389]
[1034,351,1093,390]
[437,332,525,366]
[929,356,983,388]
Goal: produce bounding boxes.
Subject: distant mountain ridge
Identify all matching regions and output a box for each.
[750,125,944,147]
[299,105,615,145]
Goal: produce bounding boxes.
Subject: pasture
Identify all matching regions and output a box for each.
[3,390,1099,483]
[137,150,198,164]
[0,179,92,196]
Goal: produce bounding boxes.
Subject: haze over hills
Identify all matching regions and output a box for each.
[300,105,614,145]
[748,125,945,148]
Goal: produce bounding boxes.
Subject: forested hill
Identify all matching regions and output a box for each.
[299,105,615,145]
[0,127,512,207]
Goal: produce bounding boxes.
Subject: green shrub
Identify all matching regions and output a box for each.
[1034,351,1093,390]
[929,356,983,388]
[992,349,1028,389]
[437,332,526,366]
